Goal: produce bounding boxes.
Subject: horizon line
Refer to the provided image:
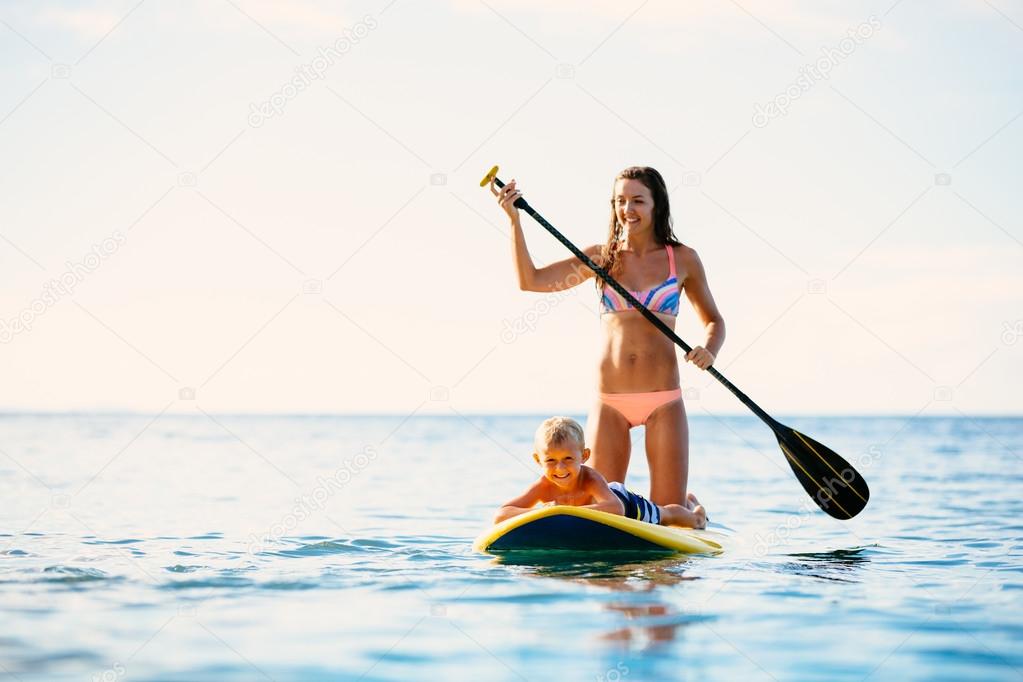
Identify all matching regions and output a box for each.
[0,410,1019,419]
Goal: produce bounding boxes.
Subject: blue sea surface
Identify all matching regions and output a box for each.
[1,414,1020,681]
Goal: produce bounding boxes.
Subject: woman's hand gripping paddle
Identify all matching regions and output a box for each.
[480,165,870,519]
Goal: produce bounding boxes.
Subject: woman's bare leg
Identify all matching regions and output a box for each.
[586,398,632,484]
[643,397,688,506]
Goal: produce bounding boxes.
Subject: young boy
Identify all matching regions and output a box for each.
[494,416,707,529]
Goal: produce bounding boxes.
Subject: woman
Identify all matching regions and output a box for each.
[492,166,725,512]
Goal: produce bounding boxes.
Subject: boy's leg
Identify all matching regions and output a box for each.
[658,501,707,529]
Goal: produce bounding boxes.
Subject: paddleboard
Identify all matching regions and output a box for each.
[473,505,724,555]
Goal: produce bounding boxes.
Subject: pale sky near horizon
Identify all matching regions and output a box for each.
[0,0,1020,416]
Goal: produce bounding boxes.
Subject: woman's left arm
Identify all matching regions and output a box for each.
[679,247,725,369]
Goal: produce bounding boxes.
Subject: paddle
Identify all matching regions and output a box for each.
[480,166,870,520]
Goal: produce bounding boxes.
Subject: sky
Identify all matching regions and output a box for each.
[0,0,1020,415]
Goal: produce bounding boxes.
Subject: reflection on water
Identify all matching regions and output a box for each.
[778,546,873,583]
[491,552,708,648]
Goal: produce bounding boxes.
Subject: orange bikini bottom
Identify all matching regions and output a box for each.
[599,388,683,427]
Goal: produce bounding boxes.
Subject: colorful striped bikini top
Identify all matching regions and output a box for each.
[600,245,680,316]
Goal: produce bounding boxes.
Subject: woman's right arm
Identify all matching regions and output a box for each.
[495,179,601,292]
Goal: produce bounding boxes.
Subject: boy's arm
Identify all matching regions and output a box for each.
[493,481,545,524]
[580,469,625,516]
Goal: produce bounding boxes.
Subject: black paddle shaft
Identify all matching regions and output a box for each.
[495,177,777,430]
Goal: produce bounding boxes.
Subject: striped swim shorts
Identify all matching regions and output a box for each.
[608,481,661,525]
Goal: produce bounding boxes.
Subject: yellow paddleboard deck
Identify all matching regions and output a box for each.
[473,506,723,555]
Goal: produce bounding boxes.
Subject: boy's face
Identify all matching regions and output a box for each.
[533,440,590,490]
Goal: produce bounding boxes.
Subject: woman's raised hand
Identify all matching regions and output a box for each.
[491,178,523,220]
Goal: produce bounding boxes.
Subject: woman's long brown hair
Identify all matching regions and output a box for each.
[596,166,681,290]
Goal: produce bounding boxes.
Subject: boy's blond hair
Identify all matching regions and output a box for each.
[534,416,586,452]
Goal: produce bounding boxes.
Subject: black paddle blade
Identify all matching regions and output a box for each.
[774,425,870,519]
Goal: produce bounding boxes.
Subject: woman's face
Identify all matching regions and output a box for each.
[614,178,654,234]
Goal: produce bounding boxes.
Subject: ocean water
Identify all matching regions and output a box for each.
[1,413,1020,681]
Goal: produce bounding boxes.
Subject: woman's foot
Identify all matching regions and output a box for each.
[686,492,709,526]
